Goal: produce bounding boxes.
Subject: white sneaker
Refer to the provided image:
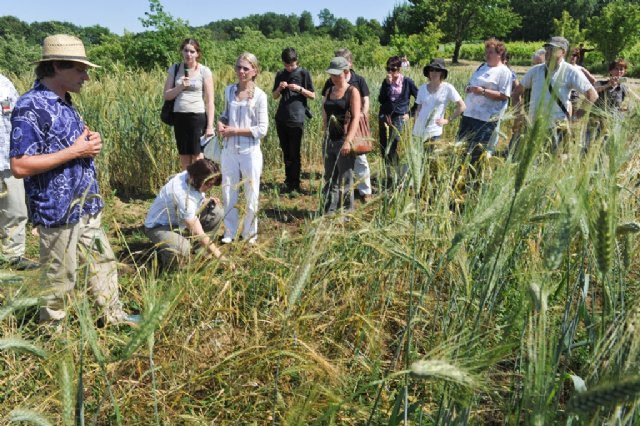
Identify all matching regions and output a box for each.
[221,237,233,244]
[247,237,257,245]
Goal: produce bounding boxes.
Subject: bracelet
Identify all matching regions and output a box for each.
[482,87,486,96]
[298,87,303,94]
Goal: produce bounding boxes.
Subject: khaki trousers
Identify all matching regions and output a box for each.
[38,212,126,323]
[0,169,28,259]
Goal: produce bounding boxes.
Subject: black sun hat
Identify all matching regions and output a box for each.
[423,58,448,79]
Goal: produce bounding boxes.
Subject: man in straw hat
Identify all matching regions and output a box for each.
[9,34,139,327]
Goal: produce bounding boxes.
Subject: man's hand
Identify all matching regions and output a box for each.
[72,128,102,158]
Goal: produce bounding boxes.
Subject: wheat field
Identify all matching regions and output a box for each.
[1,64,640,425]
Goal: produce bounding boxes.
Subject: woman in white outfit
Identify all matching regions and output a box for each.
[218,52,268,244]
[413,58,465,143]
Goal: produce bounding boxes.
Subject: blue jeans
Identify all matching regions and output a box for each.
[457,116,497,164]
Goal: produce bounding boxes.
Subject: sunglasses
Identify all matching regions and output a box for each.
[236,65,253,72]
[386,67,399,72]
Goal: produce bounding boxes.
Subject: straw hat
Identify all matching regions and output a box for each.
[35,34,99,68]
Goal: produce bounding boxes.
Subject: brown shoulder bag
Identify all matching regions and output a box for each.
[343,86,374,155]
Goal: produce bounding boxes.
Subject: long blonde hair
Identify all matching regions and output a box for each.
[236,52,259,100]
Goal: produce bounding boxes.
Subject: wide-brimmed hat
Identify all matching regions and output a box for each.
[543,36,569,53]
[35,34,100,68]
[423,58,448,79]
[326,57,349,75]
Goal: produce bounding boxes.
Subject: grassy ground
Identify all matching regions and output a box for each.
[2,63,640,425]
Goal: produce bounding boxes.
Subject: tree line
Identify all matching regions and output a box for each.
[1,0,639,73]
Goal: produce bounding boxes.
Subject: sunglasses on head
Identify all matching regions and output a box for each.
[236,65,252,72]
[386,67,399,72]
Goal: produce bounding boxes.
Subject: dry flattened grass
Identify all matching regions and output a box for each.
[1,69,640,424]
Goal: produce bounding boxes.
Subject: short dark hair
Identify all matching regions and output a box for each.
[35,60,75,80]
[386,56,402,70]
[609,58,628,71]
[187,159,220,189]
[180,38,202,62]
[281,47,298,64]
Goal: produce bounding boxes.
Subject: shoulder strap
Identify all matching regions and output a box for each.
[171,64,179,89]
[544,66,570,119]
[344,85,354,113]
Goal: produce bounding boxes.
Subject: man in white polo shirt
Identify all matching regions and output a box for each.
[513,36,597,150]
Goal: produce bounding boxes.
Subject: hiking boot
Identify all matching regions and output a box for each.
[7,256,40,271]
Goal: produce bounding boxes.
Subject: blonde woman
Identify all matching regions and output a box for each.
[163,38,215,170]
[218,52,268,244]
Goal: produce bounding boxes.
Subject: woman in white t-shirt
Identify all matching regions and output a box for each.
[457,38,512,164]
[413,58,465,143]
[163,38,215,170]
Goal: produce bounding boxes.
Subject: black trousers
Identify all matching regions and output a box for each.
[173,112,206,155]
[276,121,304,190]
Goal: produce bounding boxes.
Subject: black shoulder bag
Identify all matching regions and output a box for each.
[160,63,180,126]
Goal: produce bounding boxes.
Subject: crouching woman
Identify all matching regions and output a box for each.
[143,158,229,268]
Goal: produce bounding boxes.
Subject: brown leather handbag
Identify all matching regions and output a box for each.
[343,86,374,155]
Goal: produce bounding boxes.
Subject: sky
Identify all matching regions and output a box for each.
[2,0,397,35]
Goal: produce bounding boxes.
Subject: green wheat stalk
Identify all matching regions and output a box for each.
[0,338,46,358]
[567,377,640,415]
[8,409,53,426]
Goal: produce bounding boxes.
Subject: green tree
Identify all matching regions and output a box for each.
[382,3,425,45]
[552,10,586,46]
[299,11,315,34]
[80,25,113,45]
[390,22,443,66]
[134,0,189,69]
[408,0,521,63]
[0,33,40,75]
[0,16,30,39]
[27,21,82,44]
[317,8,337,35]
[586,0,640,63]
[332,18,354,40]
[510,0,602,41]
[354,17,384,43]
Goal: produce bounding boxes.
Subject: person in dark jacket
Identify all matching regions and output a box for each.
[272,47,315,195]
[378,56,418,185]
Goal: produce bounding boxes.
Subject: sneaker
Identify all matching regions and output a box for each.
[246,237,257,245]
[103,313,141,328]
[221,237,233,244]
[8,256,40,271]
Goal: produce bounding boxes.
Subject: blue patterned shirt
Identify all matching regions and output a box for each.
[9,81,103,228]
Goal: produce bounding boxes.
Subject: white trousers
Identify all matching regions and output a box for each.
[354,154,372,195]
[0,169,28,259]
[221,143,263,241]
